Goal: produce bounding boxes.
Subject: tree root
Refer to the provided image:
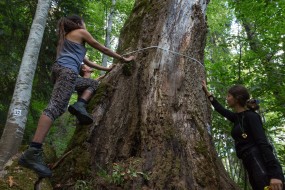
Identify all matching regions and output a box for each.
[34,150,72,190]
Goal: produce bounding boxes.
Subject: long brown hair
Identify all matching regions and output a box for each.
[56,15,84,57]
[228,85,259,111]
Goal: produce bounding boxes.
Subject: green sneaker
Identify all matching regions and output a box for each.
[18,147,52,177]
[68,101,93,125]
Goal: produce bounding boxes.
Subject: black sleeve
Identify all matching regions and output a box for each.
[246,112,284,180]
[208,96,236,123]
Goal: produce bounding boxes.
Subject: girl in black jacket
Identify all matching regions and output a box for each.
[202,81,284,190]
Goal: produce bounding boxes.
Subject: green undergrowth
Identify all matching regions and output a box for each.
[50,119,92,189]
[96,158,150,188]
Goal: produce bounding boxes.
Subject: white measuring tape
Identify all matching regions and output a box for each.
[122,46,204,67]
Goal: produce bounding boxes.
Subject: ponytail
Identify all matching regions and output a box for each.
[56,18,66,57]
[246,99,260,111]
[56,15,84,57]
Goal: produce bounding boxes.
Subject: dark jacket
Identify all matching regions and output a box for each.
[209,96,284,180]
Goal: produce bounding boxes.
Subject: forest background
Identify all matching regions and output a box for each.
[0,0,284,189]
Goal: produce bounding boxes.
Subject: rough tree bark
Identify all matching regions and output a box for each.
[53,0,240,189]
[0,0,52,170]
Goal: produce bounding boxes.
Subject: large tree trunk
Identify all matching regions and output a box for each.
[53,0,240,189]
[0,0,51,169]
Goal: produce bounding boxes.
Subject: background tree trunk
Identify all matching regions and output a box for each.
[53,0,240,189]
[101,0,116,75]
[0,0,51,169]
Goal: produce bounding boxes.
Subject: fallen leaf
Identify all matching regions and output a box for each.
[8,176,13,187]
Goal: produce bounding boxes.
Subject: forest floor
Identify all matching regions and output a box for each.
[0,152,53,190]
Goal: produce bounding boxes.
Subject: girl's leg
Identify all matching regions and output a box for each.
[32,114,53,143]
[19,64,77,177]
[69,78,99,124]
[80,88,93,101]
[68,90,94,124]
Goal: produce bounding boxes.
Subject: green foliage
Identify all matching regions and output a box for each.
[0,0,36,128]
[206,0,285,188]
[23,100,47,144]
[74,180,92,190]
[84,0,134,63]
[97,160,149,186]
[46,112,76,156]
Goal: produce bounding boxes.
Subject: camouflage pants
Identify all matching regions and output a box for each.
[43,63,98,121]
[43,63,77,121]
[75,76,99,97]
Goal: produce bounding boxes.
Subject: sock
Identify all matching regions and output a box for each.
[78,98,87,104]
[30,142,42,149]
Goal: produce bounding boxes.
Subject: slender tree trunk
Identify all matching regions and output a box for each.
[53,0,240,189]
[101,0,116,75]
[0,0,51,169]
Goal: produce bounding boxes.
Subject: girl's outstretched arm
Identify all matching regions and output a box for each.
[79,29,134,62]
[83,57,113,71]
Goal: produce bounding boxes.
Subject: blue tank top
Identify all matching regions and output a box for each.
[56,39,87,74]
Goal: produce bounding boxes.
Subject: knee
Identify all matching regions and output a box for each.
[90,81,99,91]
[43,107,65,121]
[87,86,96,94]
[42,111,56,122]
